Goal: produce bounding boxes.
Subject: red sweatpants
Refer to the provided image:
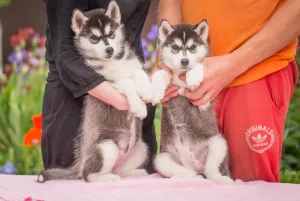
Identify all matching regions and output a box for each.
[215,61,298,182]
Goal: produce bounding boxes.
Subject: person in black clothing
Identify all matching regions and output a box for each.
[42,0,157,173]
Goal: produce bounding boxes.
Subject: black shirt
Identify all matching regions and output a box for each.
[42,0,157,171]
[45,0,150,98]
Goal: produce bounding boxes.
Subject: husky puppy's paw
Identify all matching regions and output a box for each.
[151,70,170,105]
[211,175,234,185]
[170,174,198,179]
[119,169,149,177]
[87,173,122,183]
[37,170,49,183]
[198,102,210,111]
[196,175,205,179]
[151,78,167,105]
[136,80,153,103]
[130,98,147,119]
[129,169,149,176]
[152,86,165,106]
[170,171,198,179]
[186,63,204,91]
[37,174,45,183]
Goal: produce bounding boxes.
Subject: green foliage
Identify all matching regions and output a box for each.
[0,0,11,7]
[0,69,46,174]
[281,87,300,171]
[154,104,162,153]
[280,169,300,183]
[280,53,300,183]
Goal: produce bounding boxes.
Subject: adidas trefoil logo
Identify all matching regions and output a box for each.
[252,133,267,144]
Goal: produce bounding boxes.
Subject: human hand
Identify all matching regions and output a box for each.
[181,55,240,106]
[88,81,129,110]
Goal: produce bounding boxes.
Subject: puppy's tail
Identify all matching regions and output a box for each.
[37,163,80,183]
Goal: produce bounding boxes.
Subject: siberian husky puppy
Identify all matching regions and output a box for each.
[151,19,233,184]
[38,1,152,183]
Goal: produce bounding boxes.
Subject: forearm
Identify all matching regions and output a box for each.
[156,0,182,65]
[158,0,182,26]
[230,0,300,76]
[88,82,129,110]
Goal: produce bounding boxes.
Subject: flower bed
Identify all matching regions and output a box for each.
[0,27,47,175]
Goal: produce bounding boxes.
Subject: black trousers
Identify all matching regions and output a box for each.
[41,66,157,173]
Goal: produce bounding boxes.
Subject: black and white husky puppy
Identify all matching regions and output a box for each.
[151,19,233,184]
[38,1,152,183]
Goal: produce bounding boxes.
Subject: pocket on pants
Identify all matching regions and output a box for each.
[263,69,287,116]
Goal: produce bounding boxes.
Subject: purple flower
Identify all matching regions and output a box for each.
[8,52,18,63]
[147,31,158,41]
[143,49,150,59]
[22,50,28,62]
[151,52,157,61]
[37,47,45,57]
[8,50,28,64]
[29,58,40,66]
[17,64,23,73]
[0,162,16,175]
[151,24,159,33]
[23,69,32,82]
[141,39,147,49]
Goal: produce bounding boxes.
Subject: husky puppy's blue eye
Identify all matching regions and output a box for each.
[171,45,180,52]
[189,45,197,52]
[108,30,115,39]
[89,34,99,44]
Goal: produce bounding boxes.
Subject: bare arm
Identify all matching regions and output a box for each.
[230,0,300,76]
[88,82,129,110]
[184,0,300,106]
[158,0,182,25]
[155,0,182,67]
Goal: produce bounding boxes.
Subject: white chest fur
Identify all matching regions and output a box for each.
[98,58,142,81]
[172,72,187,96]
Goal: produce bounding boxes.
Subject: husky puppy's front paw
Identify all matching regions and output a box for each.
[87,173,122,183]
[151,70,170,105]
[186,63,204,91]
[130,98,147,119]
[136,80,153,103]
[210,175,234,185]
[119,169,149,177]
[171,174,198,179]
[152,85,166,106]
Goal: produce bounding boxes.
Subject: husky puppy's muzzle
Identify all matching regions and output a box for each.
[180,58,190,70]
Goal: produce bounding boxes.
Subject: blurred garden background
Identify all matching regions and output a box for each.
[0,0,300,183]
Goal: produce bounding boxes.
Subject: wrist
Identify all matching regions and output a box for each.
[227,50,253,77]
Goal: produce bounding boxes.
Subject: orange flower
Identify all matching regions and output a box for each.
[23,113,42,147]
[32,114,42,130]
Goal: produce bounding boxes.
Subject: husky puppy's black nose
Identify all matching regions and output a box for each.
[181,59,189,67]
[105,47,114,55]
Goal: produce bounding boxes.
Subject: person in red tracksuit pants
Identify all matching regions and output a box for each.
[154,0,300,182]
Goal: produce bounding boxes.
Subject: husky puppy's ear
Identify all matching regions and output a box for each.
[159,19,174,42]
[72,9,88,35]
[105,1,121,24]
[193,19,209,43]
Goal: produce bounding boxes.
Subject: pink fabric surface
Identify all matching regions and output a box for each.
[0,174,300,201]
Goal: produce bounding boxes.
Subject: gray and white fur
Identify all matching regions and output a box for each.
[151,19,233,184]
[38,1,152,183]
